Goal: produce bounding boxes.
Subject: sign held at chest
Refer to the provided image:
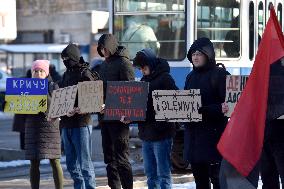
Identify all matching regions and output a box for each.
[78,81,104,113]
[48,85,78,118]
[104,81,149,121]
[152,90,202,122]
[4,78,48,114]
[225,75,249,117]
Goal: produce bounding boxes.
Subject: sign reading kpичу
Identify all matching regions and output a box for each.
[4,78,48,114]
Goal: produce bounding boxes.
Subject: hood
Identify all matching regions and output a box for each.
[142,58,170,81]
[97,34,119,57]
[187,37,216,69]
[133,48,157,72]
[61,44,81,62]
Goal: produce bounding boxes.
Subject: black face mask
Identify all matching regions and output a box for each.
[63,59,78,68]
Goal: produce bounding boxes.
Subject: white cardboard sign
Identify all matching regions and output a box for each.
[78,81,104,113]
[48,85,78,118]
[152,90,202,122]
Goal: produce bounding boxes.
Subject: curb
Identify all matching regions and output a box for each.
[0,148,24,161]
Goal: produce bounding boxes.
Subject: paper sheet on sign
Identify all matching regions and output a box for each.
[78,81,104,113]
[48,85,77,118]
[225,75,249,117]
[152,90,202,122]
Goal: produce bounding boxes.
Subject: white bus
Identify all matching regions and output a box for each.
[109,0,284,88]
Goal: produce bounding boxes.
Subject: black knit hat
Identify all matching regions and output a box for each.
[61,43,81,62]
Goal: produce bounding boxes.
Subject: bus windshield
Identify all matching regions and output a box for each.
[196,0,241,59]
[113,0,186,60]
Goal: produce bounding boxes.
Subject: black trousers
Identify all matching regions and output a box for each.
[191,162,221,189]
[261,140,284,189]
[101,123,133,189]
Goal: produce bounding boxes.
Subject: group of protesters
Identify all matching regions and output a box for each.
[9,33,284,189]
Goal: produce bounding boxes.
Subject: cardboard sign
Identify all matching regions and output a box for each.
[152,90,202,122]
[104,81,149,121]
[78,81,104,113]
[225,75,249,117]
[4,78,48,114]
[48,85,78,118]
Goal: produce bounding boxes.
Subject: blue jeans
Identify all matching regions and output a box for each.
[62,126,95,189]
[142,138,173,189]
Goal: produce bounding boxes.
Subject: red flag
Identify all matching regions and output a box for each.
[217,7,284,176]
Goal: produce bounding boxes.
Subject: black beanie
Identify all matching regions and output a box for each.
[61,44,81,62]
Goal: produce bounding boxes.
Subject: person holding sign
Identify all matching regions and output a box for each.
[60,44,98,189]
[24,60,63,189]
[97,34,135,189]
[184,38,229,189]
[131,48,178,189]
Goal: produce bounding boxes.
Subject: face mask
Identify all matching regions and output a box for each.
[63,59,78,68]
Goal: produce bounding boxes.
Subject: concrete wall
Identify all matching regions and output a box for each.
[17,12,93,44]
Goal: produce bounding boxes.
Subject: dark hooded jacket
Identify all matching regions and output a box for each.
[25,76,61,160]
[265,60,284,142]
[134,49,178,141]
[184,38,229,163]
[60,45,96,128]
[97,34,135,124]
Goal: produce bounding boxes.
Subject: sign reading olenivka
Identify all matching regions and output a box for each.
[4,78,48,114]
[152,90,202,122]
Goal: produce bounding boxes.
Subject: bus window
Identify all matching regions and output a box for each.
[249,1,255,61]
[113,0,186,60]
[196,0,240,58]
[258,2,264,44]
[278,3,282,28]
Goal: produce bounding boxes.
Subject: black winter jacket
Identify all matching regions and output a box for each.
[265,61,284,141]
[25,77,61,160]
[97,34,135,125]
[60,62,96,128]
[138,58,178,141]
[184,38,229,163]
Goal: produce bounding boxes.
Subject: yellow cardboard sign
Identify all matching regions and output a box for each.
[4,95,47,114]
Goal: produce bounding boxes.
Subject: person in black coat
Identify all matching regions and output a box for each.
[131,48,178,189]
[49,64,62,84]
[60,43,97,189]
[260,60,284,189]
[184,38,229,189]
[97,34,135,189]
[25,60,63,189]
